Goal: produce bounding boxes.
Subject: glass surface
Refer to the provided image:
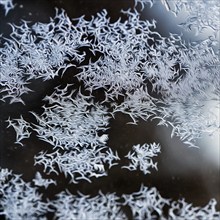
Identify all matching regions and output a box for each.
[0,0,219,219]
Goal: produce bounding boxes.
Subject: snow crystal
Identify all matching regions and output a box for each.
[0,0,14,15]
[0,168,48,220]
[169,198,220,220]
[6,116,32,146]
[33,172,56,188]
[123,143,161,174]
[31,85,110,149]
[34,147,119,183]
[52,190,126,220]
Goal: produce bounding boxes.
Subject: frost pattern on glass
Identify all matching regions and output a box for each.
[33,172,56,188]
[31,86,110,149]
[0,0,14,15]
[161,0,220,35]
[123,185,170,220]
[34,147,119,183]
[6,116,32,146]
[169,198,220,220]
[52,190,126,220]
[1,168,220,219]
[0,10,87,103]
[122,143,161,174]
[1,0,220,219]
[0,168,48,220]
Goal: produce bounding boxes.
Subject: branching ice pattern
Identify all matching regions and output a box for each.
[0,0,14,15]
[33,172,56,189]
[52,190,126,220]
[136,0,220,36]
[0,10,87,103]
[123,185,170,220]
[31,86,110,149]
[34,147,119,183]
[6,116,32,146]
[1,0,220,219]
[169,198,220,220]
[0,168,48,220]
[123,143,161,174]
[1,168,220,219]
[161,0,220,35]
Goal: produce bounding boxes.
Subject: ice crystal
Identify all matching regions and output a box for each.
[123,143,161,174]
[122,185,220,220]
[161,0,220,35]
[123,185,170,220]
[52,190,126,220]
[0,0,14,15]
[0,10,88,103]
[0,168,48,220]
[6,116,32,146]
[33,172,56,188]
[169,198,220,220]
[34,147,119,183]
[134,0,155,9]
[77,9,159,97]
[1,1,220,219]
[31,86,110,149]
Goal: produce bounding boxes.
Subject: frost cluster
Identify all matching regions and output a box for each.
[33,172,56,188]
[0,10,87,103]
[31,85,110,149]
[0,0,14,15]
[34,147,119,183]
[1,168,220,219]
[123,143,161,174]
[1,0,220,219]
[161,0,220,35]
[169,198,220,220]
[51,185,220,220]
[0,168,48,220]
[52,190,126,220]
[123,185,170,220]
[6,116,32,146]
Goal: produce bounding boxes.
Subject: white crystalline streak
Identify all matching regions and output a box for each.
[123,143,161,174]
[0,168,48,220]
[0,9,88,103]
[123,185,170,220]
[169,198,220,220]
[0,0,14,15]
[52,190,126,220]
[6,116,32,146]
[161,0,220,35]
[31,85,110,149]
[34,147,119,183]
[1,169,219,219]
[134,0,155,9]
[33,171,56,188]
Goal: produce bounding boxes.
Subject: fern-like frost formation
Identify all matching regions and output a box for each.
[1,0,220,219]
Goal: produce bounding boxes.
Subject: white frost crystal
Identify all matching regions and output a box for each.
[31,86,110,149]
[1,0,220,219]
[0,0,14,15]
[6,116,32,146]
[123,143,161,174]
[0,168,48,220]
[52,190,126,220]
[34,147,119,183]
[33,172,56,188]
